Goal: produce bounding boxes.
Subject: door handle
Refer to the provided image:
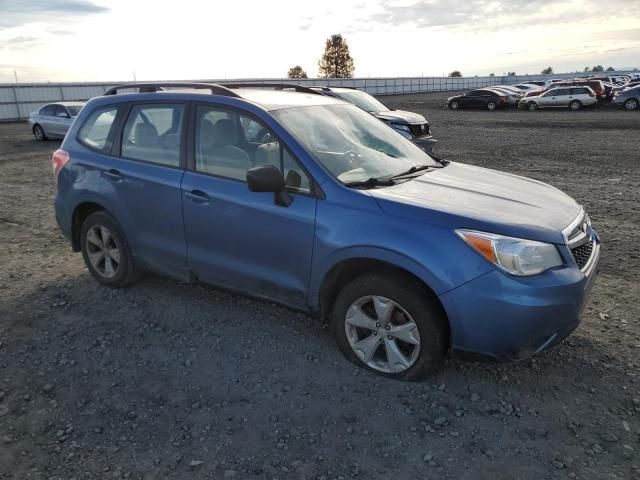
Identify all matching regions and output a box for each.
[185,189,209,204]
[103,169,123,181]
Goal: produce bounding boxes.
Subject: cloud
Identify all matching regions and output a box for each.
[0,0,109,29]
[344,0,640,33]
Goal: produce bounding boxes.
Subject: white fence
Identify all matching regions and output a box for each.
[0,72,631,122]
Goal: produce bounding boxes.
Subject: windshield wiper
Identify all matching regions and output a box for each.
[389,164,436,179]
[344,177,396,189]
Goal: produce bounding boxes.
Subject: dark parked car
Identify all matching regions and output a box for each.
[447,89,510,110]
[613,85,640,110]
[53,82,600,380]
[311,86,436,153]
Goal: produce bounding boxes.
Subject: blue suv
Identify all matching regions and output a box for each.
[53,82,600,380]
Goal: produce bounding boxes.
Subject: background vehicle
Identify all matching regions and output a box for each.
[511,83,543,93]
[520,86,597,111]
[310,86,436,152]
[447,89,510,110]
[54,82,600,380]
[28,102,84,140]
[612,85,640,111]
[486,87,522,105]
[523,80,606,99]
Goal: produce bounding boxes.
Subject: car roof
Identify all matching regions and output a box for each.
[56,101,85,106]
[98,83,346,111]
[228,88,344,110]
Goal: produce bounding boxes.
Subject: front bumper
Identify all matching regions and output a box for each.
[439,234,600,361]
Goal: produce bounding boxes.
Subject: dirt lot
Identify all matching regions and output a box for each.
[0,92,639,480]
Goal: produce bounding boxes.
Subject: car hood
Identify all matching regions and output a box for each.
[368,162,580,244]
[374,109,427,125]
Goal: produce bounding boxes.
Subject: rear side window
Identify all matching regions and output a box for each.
[78,106,118,151]
[571,88,586,95]
[40,105,56,116]
[121,104,184,167]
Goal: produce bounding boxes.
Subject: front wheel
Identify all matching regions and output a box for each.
[449,101,459,110]
[624,98,638,111]
[332,271,447,380]
[528,102,538,111]
[569,100,582,110]
[80,211,141,288]
[33,124,47,141]
[487,101,496,111]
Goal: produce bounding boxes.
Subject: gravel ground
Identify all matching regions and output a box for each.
[0,91,639,480]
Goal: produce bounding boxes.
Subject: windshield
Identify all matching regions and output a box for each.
[332,90,389,113]
[273,104,439,185]
[66,105,83,116]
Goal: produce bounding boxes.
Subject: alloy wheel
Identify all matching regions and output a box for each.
[344,295,421,374]
[34,125,44,140]
[528,102,538,111]
[450,102,459,110]
[487,102,496,111]
[85,225,120,278]
[625,99,638,111]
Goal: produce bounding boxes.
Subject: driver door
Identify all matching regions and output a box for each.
[181,104,317,308]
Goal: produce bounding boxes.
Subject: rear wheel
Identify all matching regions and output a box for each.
[624,98,638,111]
[80,211,141,288]
[487,101,496,111]
[32,124,47,141]
[332,271,447,380]
[527,102,538,111]
[449,101,459,110]
[569,100,582,110]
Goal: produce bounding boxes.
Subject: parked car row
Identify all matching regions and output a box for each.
[446,73,640,112]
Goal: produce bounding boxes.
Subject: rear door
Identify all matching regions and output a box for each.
[181,104,317,308]
[88,102,189,279]
[39,105,57,136]
[52,105,73,136]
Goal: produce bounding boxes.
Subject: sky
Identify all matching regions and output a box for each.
[0,0,639,83]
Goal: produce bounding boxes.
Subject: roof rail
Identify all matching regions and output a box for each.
[221,83,324,96]
[103,82,240,97]
[306,85,358,91]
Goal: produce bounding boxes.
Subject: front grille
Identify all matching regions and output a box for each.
[409,123,430,138]
[571,241,594,269]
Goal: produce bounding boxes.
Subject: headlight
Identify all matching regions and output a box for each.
[456,229,563,276]
[390,123,412,136]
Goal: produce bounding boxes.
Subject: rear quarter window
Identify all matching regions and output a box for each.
[77,106,118,151]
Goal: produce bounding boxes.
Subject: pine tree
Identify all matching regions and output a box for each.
[318,34,355,78]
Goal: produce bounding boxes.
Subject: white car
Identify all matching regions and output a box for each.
[519,86,597,111]
[28,102,84,141]
[511,83,543,93]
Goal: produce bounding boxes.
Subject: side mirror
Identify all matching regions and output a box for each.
[246,165,292,207]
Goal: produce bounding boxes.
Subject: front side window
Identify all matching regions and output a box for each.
[54,105,69,118]
[78,106,118,151]
[273,104,438,184]
[195,106,311,193]
[121,104,184,167]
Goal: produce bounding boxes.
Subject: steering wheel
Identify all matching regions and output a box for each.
[341,150,360,168]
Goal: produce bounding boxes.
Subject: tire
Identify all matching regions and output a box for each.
[624,98,638,111]
[332,271,447,381]
[487,101,496,111]
[569,100,582,111]
[449,101,459,110]
[32,124,47,141]
[528,102,538,111]
[80,211,141,288]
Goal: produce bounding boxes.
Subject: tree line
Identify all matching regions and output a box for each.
[288,35,623,79]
